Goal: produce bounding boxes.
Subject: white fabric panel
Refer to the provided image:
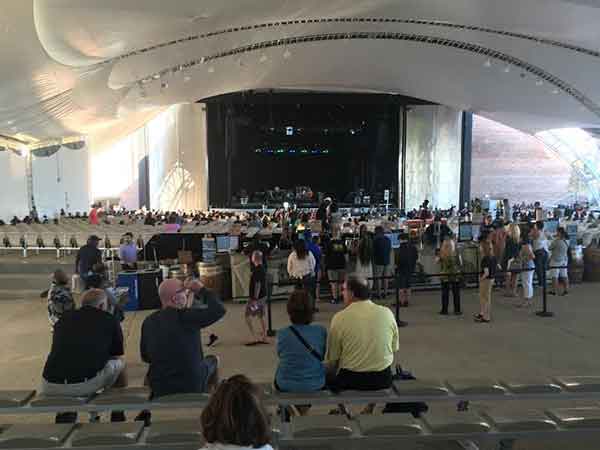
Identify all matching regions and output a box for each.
[0,151,28,222]
[32,148,90,218]
[148,103,208,211]
[404,105,463,210]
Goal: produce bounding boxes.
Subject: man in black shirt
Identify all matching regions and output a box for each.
[41,289,127,423]
[325,228,348,304]
[396,236,418,306]
[245,250,268,346]
[140,278,226,398]
[75,235,103,286]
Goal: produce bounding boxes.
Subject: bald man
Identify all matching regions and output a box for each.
[140,278,226,399]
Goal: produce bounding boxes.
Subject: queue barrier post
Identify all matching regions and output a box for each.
[266,279,276,336]
[536,264,555,318]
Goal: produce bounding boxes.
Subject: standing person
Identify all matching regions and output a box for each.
[354,234,373,289]
[75,235,103,286]
[518,239,536,308]
[325,227,348,304]
[246,251,269,346]
[396,235,418,307]
[490,220,507,286]
[548,227,570,296]
[287,240,316,310]
[373,226,392,299]
[46,269,75,328]
[304,231,322,302]
[529,221,549,289]
[275,289,327,393]
[200,375,273,450]
[503,223,521,297]
[475,240,496,323]
[118,232,138,271]
[438,238,462,315]
[89,204,100,226]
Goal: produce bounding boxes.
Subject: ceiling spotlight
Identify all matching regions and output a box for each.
[259,54,268,63]
[503,64,511,73]
[183,74,192,83]
[483,58,492,68]
[153,73,161,80]
[6,120,14,125]
[551,88,560,95]
[536,79,544,86]
[208,66,215,73]
[283,48,292,59]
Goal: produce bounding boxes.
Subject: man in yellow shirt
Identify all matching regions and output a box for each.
[325,275,400,391]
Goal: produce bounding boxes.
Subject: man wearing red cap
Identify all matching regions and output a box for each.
[140,278,226,399]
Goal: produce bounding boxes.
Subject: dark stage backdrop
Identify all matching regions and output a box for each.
[206,93,402,207]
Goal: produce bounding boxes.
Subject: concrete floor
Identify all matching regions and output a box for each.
[2,283,600,449]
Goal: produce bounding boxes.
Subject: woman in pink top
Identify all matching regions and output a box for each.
[89,206,99,225]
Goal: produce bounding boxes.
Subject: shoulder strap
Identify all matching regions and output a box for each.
[289,326,323,362]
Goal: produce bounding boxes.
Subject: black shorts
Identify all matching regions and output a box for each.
[396,272,412,289]
[328,366,392,392]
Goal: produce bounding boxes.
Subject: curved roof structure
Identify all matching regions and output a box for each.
[2,0,600,146]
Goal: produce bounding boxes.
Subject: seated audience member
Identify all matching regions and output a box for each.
[200,375,272,450]
[275,289,327,393]
[46,269,75,328]
[325,275,399,392]
[245,251,269,346]
[118,232,138,271]
[140,278,226,398]
[41,289,127,423]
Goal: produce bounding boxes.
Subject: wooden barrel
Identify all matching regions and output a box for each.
[196,262,225,298]
[569,245,584,284]
[583,246,600,282]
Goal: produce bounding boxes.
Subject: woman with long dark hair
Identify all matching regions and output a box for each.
[287,239,316,310]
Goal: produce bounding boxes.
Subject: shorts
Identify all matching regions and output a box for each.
[373,265,393,279]
[396,271,412,289]
[245,298,265,318]
[41,359,125,398]
[550,264,568,279]
[327,270,345,282]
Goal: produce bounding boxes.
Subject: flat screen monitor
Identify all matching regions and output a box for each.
[229,235,240,251]
[545,219,559,235]
[458,223,474,242]
[216,235,230,253]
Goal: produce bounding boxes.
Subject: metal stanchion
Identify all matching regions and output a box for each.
[394,271,408,327]
[537,264,554,318]
[266,279,277,336]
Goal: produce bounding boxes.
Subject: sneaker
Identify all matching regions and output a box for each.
[135,410,152,427]
[454,311,463,316]
[439,311,449,316]
[207,334,219,347]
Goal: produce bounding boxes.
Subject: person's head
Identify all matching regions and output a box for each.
[480,239,494,258]
[287,289,314,325]
[557,226,568,240]
[535,220,544,231]
[439,238,456,259]
[484,215,492,225]
[87,235,102,247]
[53,269,69,286]
[201,375,271,448]
[251,250,263,267]
[375,226,384,236]
[80,288,108,311]
[343,275,370,306]
[293,239,308,259]
[508,223,521,242]
[158,278,191,309]
[123,232,133,244]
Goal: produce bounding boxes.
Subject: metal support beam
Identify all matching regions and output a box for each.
[459,111,473,208]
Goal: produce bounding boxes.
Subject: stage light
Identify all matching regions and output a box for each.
[350,129,355,135]
[536,79,544,86]
[552,88,560,95]
[283,202,290,210]
[483,58,492,68]
[503,64,511,73]
[283,48,292,59]
[259,54,268,63]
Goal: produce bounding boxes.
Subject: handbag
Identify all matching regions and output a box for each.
[382,365,429,417]
[289,326,323,362]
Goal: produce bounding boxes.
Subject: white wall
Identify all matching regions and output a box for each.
[0,151,28,222]
[32,148,90,217]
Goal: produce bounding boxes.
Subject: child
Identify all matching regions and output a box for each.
[47,269,75,328]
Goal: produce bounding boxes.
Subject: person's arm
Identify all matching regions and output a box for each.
[287,254,294,278]
[180,288,226,329]
[140,320,151,363]
[308,252,316,274]
[324,317,341,373]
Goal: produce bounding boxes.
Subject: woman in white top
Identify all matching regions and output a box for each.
[519,240,536,307]
[354,234,373,289]
[287,239,317,310]
[200,375,273,450]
